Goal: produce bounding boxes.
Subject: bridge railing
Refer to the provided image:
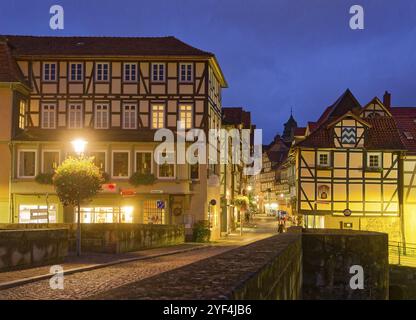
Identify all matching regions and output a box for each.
[389,241,416,267]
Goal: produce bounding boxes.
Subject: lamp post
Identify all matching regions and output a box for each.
[71,138,87,256]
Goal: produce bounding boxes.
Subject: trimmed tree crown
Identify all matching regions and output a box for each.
[53,156,104,207]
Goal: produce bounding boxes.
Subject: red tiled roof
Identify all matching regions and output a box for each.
[222,107,252,128]
[296,116,405,150]
[391,107,416,152]
[0,41,29,86]
[2,35,214,57]
[294,127,306,136]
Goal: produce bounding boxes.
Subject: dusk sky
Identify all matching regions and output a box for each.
[1,0,416,141]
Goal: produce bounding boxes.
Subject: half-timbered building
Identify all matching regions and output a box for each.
[291,89,416,245]
[0,35,227,239]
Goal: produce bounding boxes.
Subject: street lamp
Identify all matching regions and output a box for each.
[71,138,87,155]
[71,138,87,256]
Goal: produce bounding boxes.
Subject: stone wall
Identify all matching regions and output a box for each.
[302,229,389,300]
[390,265,416,299]
[0,223,185,254]
[0,228,68,271]
[92,233,303,300]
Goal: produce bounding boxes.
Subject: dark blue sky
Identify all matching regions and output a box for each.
[1,0,416,142]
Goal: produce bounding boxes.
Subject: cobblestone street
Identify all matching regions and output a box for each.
[0,215,278,300]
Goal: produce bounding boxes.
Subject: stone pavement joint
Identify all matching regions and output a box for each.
[0,243,207,291]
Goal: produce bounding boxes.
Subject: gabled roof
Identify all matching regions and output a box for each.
[222,107,252,128]
[361,97,392,117]
[326,111,372,129]
[295,90,405,150]
[0,40,29,86]
[296,116,404,150]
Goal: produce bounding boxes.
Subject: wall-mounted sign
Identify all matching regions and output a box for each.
[156,200,165,209]
[102,183,117,193]
[151,190,164,194]
[318,185,330,200]
[343,208,352,217]
[120,189,135,197]
[343,222,353,229]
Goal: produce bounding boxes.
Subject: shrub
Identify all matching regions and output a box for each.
[35,172,54,185]
[129,172,156,186]
[101,171,110,183]
[233,195,250,211]
[192,220,211,243]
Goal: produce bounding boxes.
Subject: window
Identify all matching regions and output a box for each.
[42,151,60,174]
[157,152,175,179]
[135,152,152,174]
[151,104,165,129]
[179,63,193,82]
[123,63,137,82]
[95,104,109,129]
[68,103,83,129]
[318,152,330,167]
[90,151,106,172]
[19,205,57,224]
[152,63,165,82]
[367,153,381,169]
[96,63,109,81]
[112,151,129,178]
[41,104,56,129]
[179,104,193,129]
[43,63,57,81]
[18,100,26,129]
[123,104,137,129]
[70,63,83,81]
[76,207,133,223]
[18,150,36,178]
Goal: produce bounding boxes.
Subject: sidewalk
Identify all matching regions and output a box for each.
[0,243,205,289]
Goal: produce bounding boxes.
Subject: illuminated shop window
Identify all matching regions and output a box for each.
[143,200,165,224]
[19,205,57,223]
[75,206,133,223]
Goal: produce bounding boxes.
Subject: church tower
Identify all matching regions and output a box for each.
[282,109,298,143]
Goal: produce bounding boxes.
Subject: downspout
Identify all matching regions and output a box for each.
[8,141,14,223]
[399,152,406,253]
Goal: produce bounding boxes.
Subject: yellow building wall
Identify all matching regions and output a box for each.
[0,88,13,222]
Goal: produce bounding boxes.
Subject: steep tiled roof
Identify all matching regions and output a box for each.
[0,41,29,86]
[296,115,405,150]
[2,35,214,57]
[294,127,306,136]
[222,107,252,128]
[391,107,416,152]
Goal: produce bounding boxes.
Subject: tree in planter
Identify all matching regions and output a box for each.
[233,195,250,235]
[53,156,103,256]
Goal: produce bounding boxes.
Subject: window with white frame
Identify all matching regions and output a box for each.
[367,153,381,169]
[69,63,83,81]
[18,150,36,178]
[318,151,330,167]
[96,63,109,81]
[179,63,193,82]
[135,152,152,174]
[41,104,56,129]
[43,63,57,81]
[123,63,137,82]
[18,100,26,129]
[152,63,165,82]
[151,104,165,129]
[157,151,175,179]
[112,151,130,178]
[68,103,83,129]
[42,151,60,174]
[123,104,137,129]
[95,104,109,129]
[179,104,193,129]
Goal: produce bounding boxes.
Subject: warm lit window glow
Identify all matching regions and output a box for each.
[135,152,152,174]
[151,104,165,129]
[179,104,193,129]
[18,100,26,129]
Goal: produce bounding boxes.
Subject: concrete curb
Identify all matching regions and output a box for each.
[0,244,208,291]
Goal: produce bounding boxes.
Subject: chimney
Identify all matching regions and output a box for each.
[383,91,391,108]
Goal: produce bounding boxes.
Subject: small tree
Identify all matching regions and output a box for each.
[53,156,103,255]
[234,195,250,235]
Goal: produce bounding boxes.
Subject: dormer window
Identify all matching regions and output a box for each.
[318,151,330,167]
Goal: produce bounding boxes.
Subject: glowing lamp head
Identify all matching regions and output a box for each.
[71,139,88,155]
[247,186,253,192]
